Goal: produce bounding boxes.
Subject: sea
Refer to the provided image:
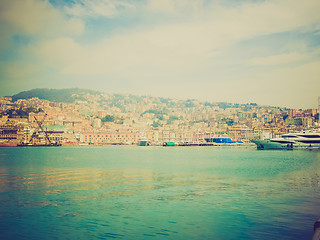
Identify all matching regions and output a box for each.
[0,146,319,240]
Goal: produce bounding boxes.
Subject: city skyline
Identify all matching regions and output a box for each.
[1,0,320,109]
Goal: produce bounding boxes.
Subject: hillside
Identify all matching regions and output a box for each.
[5,88,293,129]
[11,88,101,103]
[10,88,280,114]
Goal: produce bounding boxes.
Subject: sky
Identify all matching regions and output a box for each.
[0,0,320,109]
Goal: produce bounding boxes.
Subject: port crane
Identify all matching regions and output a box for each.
[25,113,60,146]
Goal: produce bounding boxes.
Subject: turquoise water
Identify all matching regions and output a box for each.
[0,146,320,239]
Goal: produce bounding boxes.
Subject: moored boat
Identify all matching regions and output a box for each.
[204,137,243,144]
[163,142,175,146]
[252,130,320,150]
[138,136,148,146]
[17,142,62,147]
[251,139,293,150]
[0,143,18,147]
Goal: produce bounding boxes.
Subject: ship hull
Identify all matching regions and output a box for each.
[17,143,62,147]
[251,140,319,150]
[0,144,18,147]
[251,140,293,150]
[138,140,148,146]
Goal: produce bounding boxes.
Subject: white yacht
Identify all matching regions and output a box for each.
[252,130,320,150]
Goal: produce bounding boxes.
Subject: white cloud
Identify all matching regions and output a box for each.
[56,0,320,76]
[146,0,207,17]
[0,61,38,79]
[246,52,311,66]
[27,37,85,67]
[0,0,84,37]
[249,60,320,108]
[2,0,320,108]
[60,27,220,77]
[64,0,135,18]
[147,0,175,13]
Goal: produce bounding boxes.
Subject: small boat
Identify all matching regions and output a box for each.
[138,136,148,146]
[163,142,175,146]
[204,137,240,144]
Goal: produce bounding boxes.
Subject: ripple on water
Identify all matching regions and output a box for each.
[0,147,319,240]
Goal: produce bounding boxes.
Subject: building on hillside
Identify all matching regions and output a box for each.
[227,126,254,141]
[92,118,102,128]
[28,112,47,123]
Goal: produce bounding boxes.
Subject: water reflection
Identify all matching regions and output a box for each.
[1,167,320,205]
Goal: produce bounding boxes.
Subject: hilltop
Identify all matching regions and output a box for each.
[10,88,274,112]
[11,88,101,103]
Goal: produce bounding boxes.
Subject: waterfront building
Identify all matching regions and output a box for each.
[0,120,24,144]
[81,131,139,145]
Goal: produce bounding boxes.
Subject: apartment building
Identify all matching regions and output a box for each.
[81,131,139,144]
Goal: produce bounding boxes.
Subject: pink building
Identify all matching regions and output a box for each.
[81,132,139,144]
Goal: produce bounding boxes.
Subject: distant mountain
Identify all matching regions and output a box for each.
[11,88,101,103]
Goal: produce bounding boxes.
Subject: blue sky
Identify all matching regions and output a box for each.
[0,0,320,109]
